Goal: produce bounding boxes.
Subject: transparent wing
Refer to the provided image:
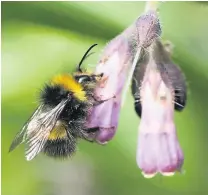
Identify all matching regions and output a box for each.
[9,105,44,152]
[25,99,68,161]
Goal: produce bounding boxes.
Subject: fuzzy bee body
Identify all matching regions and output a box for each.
[43,120,76,158]
[9,44,106,161]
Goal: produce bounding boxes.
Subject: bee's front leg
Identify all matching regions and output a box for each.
[92,95,116,106]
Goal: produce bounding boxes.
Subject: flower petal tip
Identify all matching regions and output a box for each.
[160,171,175,177]
[96,141,108,145]
[142,171,157,179]
[137,129,184,178]
[95,127,116,144]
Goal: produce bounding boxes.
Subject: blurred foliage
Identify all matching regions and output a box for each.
[2,2,208,195]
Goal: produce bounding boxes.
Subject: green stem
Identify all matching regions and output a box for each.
[145,1,161,12]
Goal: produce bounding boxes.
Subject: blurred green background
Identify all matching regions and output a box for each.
[2,1,208,195]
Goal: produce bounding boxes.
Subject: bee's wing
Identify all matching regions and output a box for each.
[9,100,68,161]
[25,99,68,161]
[9,105,44,152]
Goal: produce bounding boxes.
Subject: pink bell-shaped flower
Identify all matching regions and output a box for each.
[86,34,131,144]
[132,40,186,178]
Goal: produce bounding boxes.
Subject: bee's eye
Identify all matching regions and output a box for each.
[78,76,91,83]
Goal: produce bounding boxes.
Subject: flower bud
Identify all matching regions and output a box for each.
[136,10,161,48]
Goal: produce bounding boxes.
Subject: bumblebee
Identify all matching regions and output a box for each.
[9,44,108,161]
[131,40,187,117]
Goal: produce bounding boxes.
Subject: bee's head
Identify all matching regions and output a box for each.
[73,43,104,88]
[41,44,102,106]
[74,72,104,88]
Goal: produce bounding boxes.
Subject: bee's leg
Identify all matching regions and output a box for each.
[82,136,94,143]
[81,127,99,143]
[92,95,116,106]
[85,127,99,133]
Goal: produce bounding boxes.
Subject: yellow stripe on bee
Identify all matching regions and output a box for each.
[51,74,87,101]
[48,123,67,140]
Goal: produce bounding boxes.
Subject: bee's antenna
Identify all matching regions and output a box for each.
[77,44,98,72]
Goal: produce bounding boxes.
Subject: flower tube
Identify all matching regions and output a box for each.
[86,34,132,144]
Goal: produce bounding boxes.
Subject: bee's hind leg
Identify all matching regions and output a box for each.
[81,127,99,143]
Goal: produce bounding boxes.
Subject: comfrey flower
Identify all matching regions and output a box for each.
[86,10,161,145]
[131,39,187,178]
[86,34,132,144]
